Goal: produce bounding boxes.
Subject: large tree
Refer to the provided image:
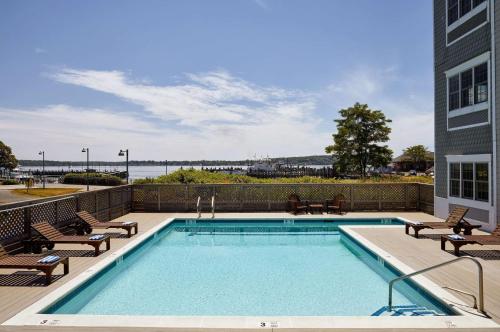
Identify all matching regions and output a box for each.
[325,103,393,177]
[403,145,432,171]
[0,140,18,171]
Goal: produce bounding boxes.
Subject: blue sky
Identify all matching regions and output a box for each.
[0,0,434,161]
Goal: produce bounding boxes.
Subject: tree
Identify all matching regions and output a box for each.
[0,140,18,172]
[403,145,431,171]
[325,103,393,177]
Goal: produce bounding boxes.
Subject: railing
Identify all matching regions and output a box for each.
[211,195,215,218]
[0,185,132,253]
[196,196,201,219]
[388,256,485,315]
[132,183,432,212]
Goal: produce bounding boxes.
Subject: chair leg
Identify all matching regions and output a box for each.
[106,238,111,251]
[134,224,138,235]
[126,227,131,238]
[414,227,420,238]
[440,237,447,251]
[93,244,100,256]
[405,224,410,235]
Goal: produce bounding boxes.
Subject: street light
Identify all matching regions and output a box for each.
[38,151,45,189]
[82,148,89,191]
[118,149,129,184]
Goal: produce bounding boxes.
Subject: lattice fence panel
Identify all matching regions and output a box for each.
[241,185,271,211]
[96,191,110,221]
[31,201,57,225]
[79,192,96,214]
[56,197,77,227]
[132,187,145,211]
[0,208,25,242]
[352,184,379,210]
[160,185,188,211]
[418,184,434,214]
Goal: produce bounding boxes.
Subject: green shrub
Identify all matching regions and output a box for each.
[133,169,434,185]
[62,173,123,186]
[1,179,19,185]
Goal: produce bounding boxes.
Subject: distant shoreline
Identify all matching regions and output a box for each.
[18,155,334,167]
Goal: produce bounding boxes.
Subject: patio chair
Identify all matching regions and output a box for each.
[0,244,69,285]
[326,194,346,214]
[28,222,111,257]
[404,207,479,238]
[441,226,500,256]
[288,194,308,215]
[75,211,138,238]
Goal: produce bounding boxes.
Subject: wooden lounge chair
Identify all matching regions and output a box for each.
[441,226,500,256]
[0,245,69,285]
[405,207,480,238]
[75,211,138,238]
[28,222,111,257]
[326,194,345,214]
[288,194,308,215]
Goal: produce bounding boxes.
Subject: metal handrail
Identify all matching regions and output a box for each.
[388,256,485,314]
[211,196,215,218]
[196,196,201,218]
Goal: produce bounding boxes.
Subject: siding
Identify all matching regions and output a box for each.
[434,0,493,199]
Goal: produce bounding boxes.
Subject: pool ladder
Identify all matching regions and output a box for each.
[195,196,215,219]
[388,256,486,315]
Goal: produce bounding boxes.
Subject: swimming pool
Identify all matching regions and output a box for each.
[43,218,455,317]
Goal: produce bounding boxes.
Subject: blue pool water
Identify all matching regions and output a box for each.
[46,219,455,316]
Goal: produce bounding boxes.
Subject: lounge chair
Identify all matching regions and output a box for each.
[0,245,69,285]
[28,222,111,257]
[405,207,480,238]
[288,194,308,215]
[75,211,138,238]
[441,226,500,256]
[326,194,345,214]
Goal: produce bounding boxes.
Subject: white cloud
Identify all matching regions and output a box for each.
[2,66,433,161]
[34,48,47,54]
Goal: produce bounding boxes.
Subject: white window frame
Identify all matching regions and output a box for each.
[446,154,491,210]
[446,52,491,131]
[446,0,489,46]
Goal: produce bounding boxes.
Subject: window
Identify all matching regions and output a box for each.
[474,63,488,103]
[448,0,459,25]
[460,0,472,17]
[461,163,474,199]
[449,163,461,197]
[449,75,460,111]
[449,0,487,26]
[448,62,488,112]
[475,163,489,201]
[448,161,489,202]
[460,69,473,107]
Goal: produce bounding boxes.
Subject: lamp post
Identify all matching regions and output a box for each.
[82,148,89,191]
[118,149,129,184]
[38,151,45,189]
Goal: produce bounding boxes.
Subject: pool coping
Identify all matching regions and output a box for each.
[3,216,499,330]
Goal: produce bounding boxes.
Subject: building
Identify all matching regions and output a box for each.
[434,0,497,231]
[392,151,434,172]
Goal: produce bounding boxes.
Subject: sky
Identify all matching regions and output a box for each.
[0,0,434,162]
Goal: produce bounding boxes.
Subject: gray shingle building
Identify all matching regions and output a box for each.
[434,0,497,231]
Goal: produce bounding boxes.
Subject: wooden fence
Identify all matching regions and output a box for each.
[132,183,434,213]
[0,185,132,253]
[0,183,434,253]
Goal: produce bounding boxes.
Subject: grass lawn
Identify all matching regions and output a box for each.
[12,188,81,198]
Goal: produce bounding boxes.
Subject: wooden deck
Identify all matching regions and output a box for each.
[0,211,499,331]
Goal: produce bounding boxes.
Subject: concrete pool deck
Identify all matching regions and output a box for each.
[0,212,499,331]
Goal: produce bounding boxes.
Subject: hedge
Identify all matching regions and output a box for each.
[62,173,123,186]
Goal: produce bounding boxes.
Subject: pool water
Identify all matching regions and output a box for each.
[46,219,455,316]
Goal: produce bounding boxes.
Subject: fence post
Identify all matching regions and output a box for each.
[404,184,409,210]
[350,184,354,211]
[54,200,59,224]
[378,185,382,211]
[23,207,32,240]
[416,184,421,211]
[108,190,111,220]
[95,192,98,218]
[121,188,125,216]
[157,186,161,212]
